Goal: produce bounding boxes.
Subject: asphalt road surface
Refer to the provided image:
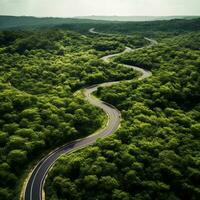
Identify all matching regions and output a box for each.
[23,28,156,200]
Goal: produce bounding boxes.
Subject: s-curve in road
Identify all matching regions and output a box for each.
[23,29,157,200]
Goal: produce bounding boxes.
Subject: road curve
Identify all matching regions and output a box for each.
[23,29,156,200]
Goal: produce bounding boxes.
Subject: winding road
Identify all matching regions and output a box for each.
[23,28,156,200]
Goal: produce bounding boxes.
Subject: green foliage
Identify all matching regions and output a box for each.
[1,18,200,200]
[46,31,200,200]
[93,40,123,51]
[8,150,27,167]
[0,28,140,200]
[59,18,200,35]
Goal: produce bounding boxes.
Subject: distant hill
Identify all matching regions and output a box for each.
[0,15,200,34]
[58,18,200,34]
[0,15,108,30]
[1,15,200,30]
[75,15,200,22]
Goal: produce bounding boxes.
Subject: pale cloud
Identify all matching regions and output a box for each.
[0,0,199,17]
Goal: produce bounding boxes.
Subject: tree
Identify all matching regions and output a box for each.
[7,149,27,167]
[0,131,8,146]
[52,176,80,200]
[100,176,119,191]
[191,123,200,138]
[15,128,37,139]
[84,175,98,189]
[7,135,27,150]
[112,189,132,200]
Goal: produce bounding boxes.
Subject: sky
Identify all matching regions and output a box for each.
[0,0,200,17]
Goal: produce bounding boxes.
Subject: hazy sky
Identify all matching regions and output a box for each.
[0,0,200,17]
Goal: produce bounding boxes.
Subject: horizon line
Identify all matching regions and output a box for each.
[0,14,200,18]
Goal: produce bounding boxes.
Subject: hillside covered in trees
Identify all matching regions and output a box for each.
[45,32,200,199]
[1,16,200,35]
[0,28,145,199]
[0,17,199,200]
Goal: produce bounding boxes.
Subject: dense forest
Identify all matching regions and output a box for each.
[0,17,199,200]
[1,16,200,34]
[0,26,146,199]
[45,31,200,199]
